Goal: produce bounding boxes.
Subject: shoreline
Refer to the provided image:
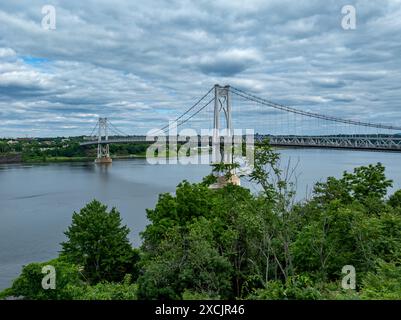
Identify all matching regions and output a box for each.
[0,146,288,165]
[0,154,147,165]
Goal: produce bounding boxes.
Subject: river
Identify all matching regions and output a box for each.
[1,148,401,290]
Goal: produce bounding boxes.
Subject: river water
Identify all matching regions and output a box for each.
[1,148,401,290]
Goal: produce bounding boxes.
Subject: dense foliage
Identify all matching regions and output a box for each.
[3,259,82,300]
[2,141,401,300]
[0,138,149,163]
[60,200,140,283]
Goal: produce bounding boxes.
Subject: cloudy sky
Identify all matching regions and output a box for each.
[0,0,400,137]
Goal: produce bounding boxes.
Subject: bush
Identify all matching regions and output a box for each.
[66,275,138,300]
[360,260,401,300]
[5,259,82,300]
[248,275,322,300]
[182,290,217,300]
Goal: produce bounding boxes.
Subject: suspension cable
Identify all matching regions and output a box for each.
[230,86,401,131]
[158,97,215,135]
[154,86,214,135]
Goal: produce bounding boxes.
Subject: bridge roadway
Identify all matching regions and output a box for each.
[80,135,401,152]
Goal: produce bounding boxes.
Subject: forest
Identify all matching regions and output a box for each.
[1,141,401,300]
[0,138,149,163]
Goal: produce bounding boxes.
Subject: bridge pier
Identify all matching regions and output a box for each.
[95,155,112,164]
[209,172,241,189]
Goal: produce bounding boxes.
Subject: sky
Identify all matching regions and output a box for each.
[0,0,401,137]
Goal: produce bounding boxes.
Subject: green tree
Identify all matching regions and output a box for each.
[61,200,139,283]
[388,190,401,209]
[313,163,392,209]
[3,259,81,300]
[343,163,392,202]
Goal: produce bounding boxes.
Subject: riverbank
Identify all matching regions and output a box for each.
[0,153,21,164]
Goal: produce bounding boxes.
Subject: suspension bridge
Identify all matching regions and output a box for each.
[80,84,401,163]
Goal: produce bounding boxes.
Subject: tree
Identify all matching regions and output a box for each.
[61,200,138,283]
[388,190,401,209]
[313,163,392,209]
[5,259,81,300]
[138,141,302,299]
[138,218,233,300]
[141,181,216,251]
[292,205,363,280]
[343,163,392,202]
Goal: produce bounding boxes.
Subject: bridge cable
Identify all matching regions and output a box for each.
[230,86,401,132]
[154,86,214,135]
[87,122,99,137]
[159,97,215,135]
[108,121,130,137]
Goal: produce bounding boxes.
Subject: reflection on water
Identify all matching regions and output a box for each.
[1,148,401,289]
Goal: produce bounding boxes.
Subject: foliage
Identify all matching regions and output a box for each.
[248,275,322,300]
[313,163,392,209]
[0,137,150,163]
[138,143,401,300]
[388,189,401,209]
[137,218,232,299]
[4,259,82,300]
[66,275,138,300]
[61,200,139,284]
[360,260,401,299]
[0,288,14,299]
[5,140,401,300]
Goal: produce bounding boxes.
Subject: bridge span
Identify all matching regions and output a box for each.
[80,134,401,152]
[81,84,401,162]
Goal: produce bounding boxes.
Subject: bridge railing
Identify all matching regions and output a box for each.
[80,134,401,151]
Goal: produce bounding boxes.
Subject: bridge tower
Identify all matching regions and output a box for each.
[95,117,112,164]
[210,84,240,188]
[213,84,232,136]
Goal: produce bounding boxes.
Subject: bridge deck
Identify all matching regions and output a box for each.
[80,135,401,152]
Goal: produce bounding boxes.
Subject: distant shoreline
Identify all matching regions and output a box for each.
[0,154,147,164]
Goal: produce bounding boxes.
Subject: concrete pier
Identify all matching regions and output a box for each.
[95,157,112,164]
[209,174,241,189]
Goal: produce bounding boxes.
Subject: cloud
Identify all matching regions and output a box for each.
[0,0,400,137]
[311,77,347,88]
[0,47,16,58]
[197,49,262,76]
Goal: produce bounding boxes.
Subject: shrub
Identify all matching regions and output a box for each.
[360,260,401,300]
[248,275,322,300]
[5,259,81,300]
[67,275,138,300]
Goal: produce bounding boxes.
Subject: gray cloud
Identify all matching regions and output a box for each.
[0,0,400,137]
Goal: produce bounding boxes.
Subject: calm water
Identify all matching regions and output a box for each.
[1,148,401,290]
